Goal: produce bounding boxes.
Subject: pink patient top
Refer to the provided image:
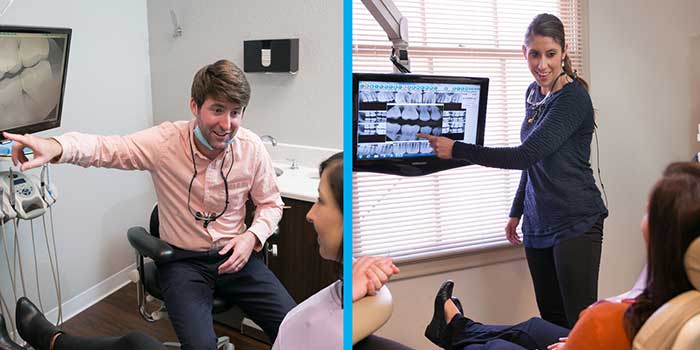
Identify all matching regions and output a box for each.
[272,280,343,350]
[53,120,283,251]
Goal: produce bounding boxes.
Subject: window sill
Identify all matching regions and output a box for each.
[391,243,526,281]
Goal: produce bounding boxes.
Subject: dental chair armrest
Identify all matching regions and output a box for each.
[352,285,394,345]
[127,226,174,264]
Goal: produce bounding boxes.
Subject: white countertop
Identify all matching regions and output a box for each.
[273,161,319,203]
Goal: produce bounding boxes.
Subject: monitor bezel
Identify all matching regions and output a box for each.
[353,72,489,176]
[0,25,72,141]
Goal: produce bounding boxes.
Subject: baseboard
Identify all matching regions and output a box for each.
[44,263,135,325]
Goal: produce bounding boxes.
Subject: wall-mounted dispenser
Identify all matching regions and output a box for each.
[244,39,299,74]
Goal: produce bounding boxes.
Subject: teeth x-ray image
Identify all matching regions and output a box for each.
[384,103,444,141]
[0,36,66,131]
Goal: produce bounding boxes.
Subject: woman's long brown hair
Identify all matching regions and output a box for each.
[624,162,700,339]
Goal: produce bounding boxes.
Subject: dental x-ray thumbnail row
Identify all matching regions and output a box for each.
[357,141,435,159]
[359,90,470,105]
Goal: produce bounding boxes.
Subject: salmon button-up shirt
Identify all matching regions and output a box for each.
[53,120,283,252]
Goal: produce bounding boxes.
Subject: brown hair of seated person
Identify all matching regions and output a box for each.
[624,162,700,339]
[319,152,343,278]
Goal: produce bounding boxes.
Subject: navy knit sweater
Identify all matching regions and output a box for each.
[452,79,608,248]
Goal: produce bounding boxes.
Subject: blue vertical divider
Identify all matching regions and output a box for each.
[343,0,353,348]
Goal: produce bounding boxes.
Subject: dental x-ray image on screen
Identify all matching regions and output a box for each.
[353,73,488,176]
[0,26,71,138]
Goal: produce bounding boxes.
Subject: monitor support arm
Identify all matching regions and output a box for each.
[361,0,410,73]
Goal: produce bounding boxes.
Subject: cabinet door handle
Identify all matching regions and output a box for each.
[282,205,292,209]
[268,244,278,257]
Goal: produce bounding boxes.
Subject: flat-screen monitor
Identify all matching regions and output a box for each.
[0,26,71,140]
[353,73,488,176]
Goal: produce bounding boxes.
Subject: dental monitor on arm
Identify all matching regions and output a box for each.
[356,1,489,176]
[353,73,489,176]
[0,26,71,139]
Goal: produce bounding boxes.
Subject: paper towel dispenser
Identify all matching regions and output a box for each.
[243,39,299,74]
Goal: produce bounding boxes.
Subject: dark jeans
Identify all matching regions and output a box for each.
[525,216,604,328]
[355,335,415,350]
[445,316,569,350]
[54,332,165,350]
[157,247,296,350]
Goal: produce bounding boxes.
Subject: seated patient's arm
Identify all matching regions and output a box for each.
[352,256,400,302]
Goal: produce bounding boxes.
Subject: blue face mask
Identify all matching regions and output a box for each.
[194,126,234,151]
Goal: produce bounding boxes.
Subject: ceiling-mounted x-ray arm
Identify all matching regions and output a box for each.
[361,0,411,73]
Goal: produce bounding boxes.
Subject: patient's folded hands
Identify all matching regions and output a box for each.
[547,336,568,350]
[352,256,400,302]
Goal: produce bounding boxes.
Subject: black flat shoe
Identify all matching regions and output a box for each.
[451,296,464,315]
[424,280,454,348]
[0,313,25,350]
[16,297,60,350]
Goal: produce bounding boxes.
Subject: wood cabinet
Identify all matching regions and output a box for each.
[268,197,338,303]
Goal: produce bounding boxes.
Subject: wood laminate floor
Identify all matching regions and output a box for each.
[59,284,270,350]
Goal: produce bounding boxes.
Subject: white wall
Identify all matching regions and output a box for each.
[146,0,343,150]
[375,0,700,347]
[0,0,154,322]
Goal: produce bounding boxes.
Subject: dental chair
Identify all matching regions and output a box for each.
[353,286,393,345]
[632,236,700,350]
[128,204,272,350]
[352,286,413,349]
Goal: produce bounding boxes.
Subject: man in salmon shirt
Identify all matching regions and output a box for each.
[4,59,296,350]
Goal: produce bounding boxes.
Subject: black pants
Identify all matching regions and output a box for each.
[445,315,569,350]
[355,335,415,350]
[524,217,604,328]
[157,247,296,350]
[53,332,165,350]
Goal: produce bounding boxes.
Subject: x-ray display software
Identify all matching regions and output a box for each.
[356,80,481,160]
[0,30,70,133]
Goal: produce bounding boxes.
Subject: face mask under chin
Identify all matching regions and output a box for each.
[194,125,235,151]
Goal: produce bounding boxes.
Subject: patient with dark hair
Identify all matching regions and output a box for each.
[424,162,700,350]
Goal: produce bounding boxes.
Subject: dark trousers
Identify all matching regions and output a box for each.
[524,217,604,328]
[355,335,415,350]
[157,248,296,350]
[445,316,569,350]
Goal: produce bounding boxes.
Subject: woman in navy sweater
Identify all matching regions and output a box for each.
[420,13,608,329]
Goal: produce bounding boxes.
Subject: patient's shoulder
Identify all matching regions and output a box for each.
[567,301,632,350]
